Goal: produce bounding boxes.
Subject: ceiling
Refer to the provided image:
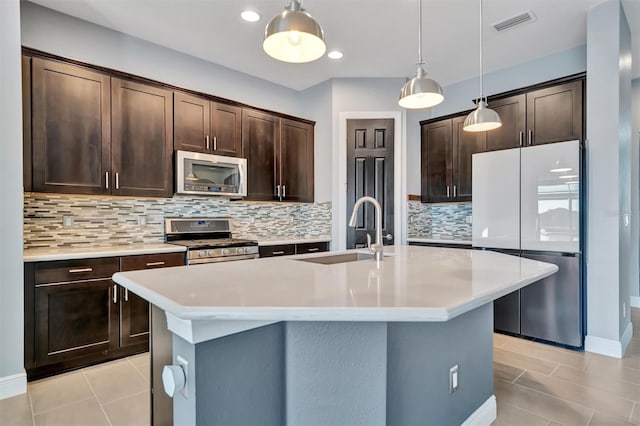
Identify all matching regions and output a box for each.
[28,0,640,91]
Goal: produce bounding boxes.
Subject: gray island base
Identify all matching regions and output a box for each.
[171,303,494,426]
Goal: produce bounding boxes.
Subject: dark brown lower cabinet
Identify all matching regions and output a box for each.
[259,241,330,258]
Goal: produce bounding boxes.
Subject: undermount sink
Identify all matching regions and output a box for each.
[295,252,386,265]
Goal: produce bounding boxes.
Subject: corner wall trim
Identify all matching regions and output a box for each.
[0,371,27,400]
[631,296,640,308]
[461,395,497,426]
[585,333,627,358]
[621,322,634,357]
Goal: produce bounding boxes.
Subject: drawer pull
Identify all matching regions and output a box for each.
[307,248,320,252]
[69,268,93,273]
[272,251,285,255]
[145,261,166,267]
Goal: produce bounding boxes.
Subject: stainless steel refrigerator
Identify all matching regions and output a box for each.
[472,140,584,348]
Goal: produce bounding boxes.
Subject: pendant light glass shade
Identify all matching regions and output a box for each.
[463,0,501,132]
[398,0,444,109]
[263,0,326,63]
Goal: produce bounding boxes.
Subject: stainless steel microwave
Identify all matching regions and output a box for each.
[175,150,247,197]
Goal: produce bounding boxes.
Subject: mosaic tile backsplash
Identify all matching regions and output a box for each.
[24,193,332,249]
[407,201,472,240]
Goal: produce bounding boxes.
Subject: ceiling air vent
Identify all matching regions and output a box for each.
[492,10,536,32]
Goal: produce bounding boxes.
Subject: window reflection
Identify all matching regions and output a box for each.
[535,182,579,242]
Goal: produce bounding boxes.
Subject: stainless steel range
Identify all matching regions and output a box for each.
[165,217,258,265]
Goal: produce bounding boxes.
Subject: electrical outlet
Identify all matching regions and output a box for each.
[449,365,459,394]
[62,216,74,227]
[137,215,147,226]
[250,216,255,224]
[176,355,189,398]
[465,215,472,225]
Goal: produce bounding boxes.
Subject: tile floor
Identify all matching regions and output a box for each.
[0,308,638,426]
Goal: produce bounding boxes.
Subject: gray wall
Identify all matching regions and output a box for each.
[586,0,633,344]
[0,0,25,395]
[632,77,640,300]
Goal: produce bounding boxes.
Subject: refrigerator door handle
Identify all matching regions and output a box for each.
[519,131,524,147]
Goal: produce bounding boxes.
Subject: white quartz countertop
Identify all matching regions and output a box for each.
[257,237,331,246]
[407,237,472,245]
[113,245,557,323]
[24,243,186,262]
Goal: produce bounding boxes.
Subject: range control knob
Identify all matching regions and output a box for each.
[222,248,230,256]
[236,247,245,254]
[207,250,215,257]
[198,250,207,258]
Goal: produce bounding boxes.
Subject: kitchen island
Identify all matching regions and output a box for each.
[113,245,557,426]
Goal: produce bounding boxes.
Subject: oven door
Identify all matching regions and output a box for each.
[176,150,247,197]
[188,254,258,265]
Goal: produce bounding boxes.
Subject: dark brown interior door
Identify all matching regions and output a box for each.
[346,119,394,249]
[421,120,452,203]
[211,103,242,157]
[31,58,111,194]
[111,78,173,197]
[243,109,279,201]
[486,94,526,151]
[527,80,583,145]
[280,118,314,203]
[173,92,210,153]
[452,116,486,201]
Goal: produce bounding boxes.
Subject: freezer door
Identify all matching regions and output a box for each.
[520,252,582,348]
[520,140,580,253]
[472,148,520,249]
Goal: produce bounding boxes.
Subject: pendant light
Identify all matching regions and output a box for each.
[463,0,502,132]
[398,0,444,109]
[263,0,326,63]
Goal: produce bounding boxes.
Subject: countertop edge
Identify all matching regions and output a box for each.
[257,238,331,246]
[24,245,186,262]
[407,238,472,245]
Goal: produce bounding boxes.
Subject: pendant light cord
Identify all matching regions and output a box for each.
[479,0,484,101]
[417,0,424,66]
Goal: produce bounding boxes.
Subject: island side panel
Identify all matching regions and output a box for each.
[386,303,495,425]
[285,322,388,425]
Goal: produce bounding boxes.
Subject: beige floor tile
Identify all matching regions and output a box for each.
[551,365,640,403]
[586,354,640,385]
[515,370,634,420]
[493,333,510,348]
[0,393,33,426]
[548,422,564,426]
[493,401,550,426]
[501,338,588,370]
[130,357,150,382]
[632,403,640,425]
[127,352,150,369]
[102,391,150,426]
[494,379,594,425]
[83,359,148,405]
[33,398,109,426]
[494,347,558,375]
[589,410,637,426]
[28,371,93,414]
[494,361,525,383]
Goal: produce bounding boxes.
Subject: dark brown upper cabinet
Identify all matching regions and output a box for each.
[174,91,242,157]
[421,117,485,203]
[485,94,526,151]
[526,80,583,146]
[111,78,173,197]
[31,57,111,195]
[243,109,315,202]
[22,55,32,192]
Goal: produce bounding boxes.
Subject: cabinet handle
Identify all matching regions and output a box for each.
[276,184,281,198]
[205,135,210,150]
[528,129,533,146]
[113,284,118,304]
[282,184,286,198]
[146,261,166,267]
[213,136,217,151]
[115,172,120,190]
[124,288,129,302]
[69,267,93,273]
[307,248,320,252]
[272,251,285,255]
[519,131,524,147]
[105,172,109,190]
[446,186,450,198]
[453,185,457,198]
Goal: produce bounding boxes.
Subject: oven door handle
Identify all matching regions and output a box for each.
[187,254,259,265]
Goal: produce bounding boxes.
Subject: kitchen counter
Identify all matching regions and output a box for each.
[24,243,186,262]
[257,237,331,246]
[407,237,472,245]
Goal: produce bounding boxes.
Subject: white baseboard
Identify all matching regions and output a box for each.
[0,371,27,400]
[585,329,633,359]
[631,296,640,308]
[462,395,496,426]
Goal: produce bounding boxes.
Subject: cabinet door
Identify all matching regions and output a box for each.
[211,103,242,157]
[421,120,452,203]
[280,118,314,202]
[119,253,185,348]
[452,116,486,201]
[31,58,111,194]
[243,108,279,201]
[174,92,210,153]
[526,80,583,146]
[34,278,119,365]
[486,94,526,151]
[22,55,32,192]
[111,78,174,197]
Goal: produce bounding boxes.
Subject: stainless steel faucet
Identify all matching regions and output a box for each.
[348,196,384,261]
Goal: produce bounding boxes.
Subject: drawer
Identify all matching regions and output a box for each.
[34,257,120,285]
[259,244,296,258]
[296,242,329,254]
[120,252,185,271]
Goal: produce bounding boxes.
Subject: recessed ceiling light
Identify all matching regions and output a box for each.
[241,10,260,22]
[327,50,343,60]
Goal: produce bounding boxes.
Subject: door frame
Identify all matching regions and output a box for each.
[334,111,406,251]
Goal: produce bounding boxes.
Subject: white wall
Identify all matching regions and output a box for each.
[632,77,640,301]
[0,0,26,399]
[585,0,633,357]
